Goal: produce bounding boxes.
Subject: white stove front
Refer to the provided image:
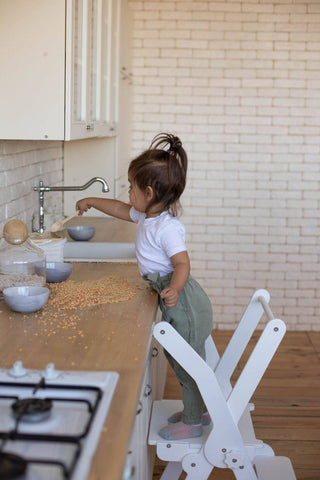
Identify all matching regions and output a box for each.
[0,362,119,480]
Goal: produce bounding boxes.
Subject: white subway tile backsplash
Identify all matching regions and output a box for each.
[0,141,63,232]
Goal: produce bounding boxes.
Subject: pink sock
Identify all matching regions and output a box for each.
[168,411,211,426]
[159,421,203,440]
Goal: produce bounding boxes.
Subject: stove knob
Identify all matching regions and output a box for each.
[44,363,60,380]
[9,361,27,378]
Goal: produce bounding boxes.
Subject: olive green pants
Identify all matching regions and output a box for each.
[143,272,213,424]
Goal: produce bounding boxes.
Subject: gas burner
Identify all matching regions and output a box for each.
[11,398,52,423]
[0,451,27,479]
[0,363,118,480]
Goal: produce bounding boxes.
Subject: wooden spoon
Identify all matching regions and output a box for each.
[50,212,79,233]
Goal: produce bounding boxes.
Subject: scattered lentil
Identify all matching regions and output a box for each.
[46,276,136,311]
[33,275,136,342]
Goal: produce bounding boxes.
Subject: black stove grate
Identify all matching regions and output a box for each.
[0,381,102,441]
[0,440,81,479]
[0,380,104,479]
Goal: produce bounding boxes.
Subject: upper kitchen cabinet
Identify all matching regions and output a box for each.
[0,0,120,141]
[66,0,120,139]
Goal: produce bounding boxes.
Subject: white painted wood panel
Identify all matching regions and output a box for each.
[63,137,115,215]
[0,0,65,140]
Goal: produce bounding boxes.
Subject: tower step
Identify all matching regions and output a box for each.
[254,456,296,480]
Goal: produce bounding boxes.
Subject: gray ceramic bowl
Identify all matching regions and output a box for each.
[3,286,49,313]
[46,262,72,283]
[67,225,95,241]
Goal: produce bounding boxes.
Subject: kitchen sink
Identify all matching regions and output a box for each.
[63,242,136,262]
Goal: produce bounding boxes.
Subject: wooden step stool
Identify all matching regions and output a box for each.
[148,289,297,480]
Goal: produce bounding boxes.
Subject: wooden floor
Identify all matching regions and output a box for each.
[153,330,320,480]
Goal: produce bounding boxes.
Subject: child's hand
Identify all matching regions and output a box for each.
[160,287,179,308]
[76,198,91,216]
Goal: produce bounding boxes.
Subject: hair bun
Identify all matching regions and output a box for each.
[171,136,182,149]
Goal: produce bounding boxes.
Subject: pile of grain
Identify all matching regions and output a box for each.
[25,276,136,341]
[47,275,136,311]
[17,276,137,342]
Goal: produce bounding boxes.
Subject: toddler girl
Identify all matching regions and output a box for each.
[76,133,213,440]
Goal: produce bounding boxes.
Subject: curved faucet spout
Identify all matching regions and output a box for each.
[33,177,110,233]
[34,177,110,193]
[80,177,110,193]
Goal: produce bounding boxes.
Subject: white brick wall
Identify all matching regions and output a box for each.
[129,0,320,330]
[0,141,63,232]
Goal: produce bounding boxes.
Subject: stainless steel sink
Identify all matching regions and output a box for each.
[63,242,136,262]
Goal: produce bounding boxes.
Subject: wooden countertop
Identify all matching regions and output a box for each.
[60,216,136,243]
[0,262,158,480]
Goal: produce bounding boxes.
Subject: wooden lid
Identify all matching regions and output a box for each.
[3,220,29,245]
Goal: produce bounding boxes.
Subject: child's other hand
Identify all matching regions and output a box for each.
[160,287,179,308]
[76,198,91,216]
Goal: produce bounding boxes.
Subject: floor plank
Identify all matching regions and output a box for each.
[153,330,320,480]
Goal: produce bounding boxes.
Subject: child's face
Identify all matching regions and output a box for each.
[128,176,150,213]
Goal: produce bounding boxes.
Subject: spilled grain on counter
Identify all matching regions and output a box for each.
[48,276,136,310]
[30,276,137,340]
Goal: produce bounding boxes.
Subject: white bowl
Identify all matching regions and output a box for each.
[46,262,72,283]
[67,226,95,241]
[3,286,49,313]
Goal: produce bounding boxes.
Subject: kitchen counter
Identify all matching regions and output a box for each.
[0,262,159,480]
[60,216,136,243]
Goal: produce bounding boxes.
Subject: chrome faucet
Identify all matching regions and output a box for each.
[33,177,110,233]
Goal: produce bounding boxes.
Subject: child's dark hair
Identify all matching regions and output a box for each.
[128,133,188,216]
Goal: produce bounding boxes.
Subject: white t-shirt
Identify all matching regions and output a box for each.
[129,207,187,277]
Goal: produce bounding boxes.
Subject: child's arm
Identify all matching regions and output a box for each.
[160,251,190,308]
[76,197,132,222]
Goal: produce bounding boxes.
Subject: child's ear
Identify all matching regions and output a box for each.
[145,186,153,199]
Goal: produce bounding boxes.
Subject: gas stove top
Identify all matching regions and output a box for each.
[0,361,119,479]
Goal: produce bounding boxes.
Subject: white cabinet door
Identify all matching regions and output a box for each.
[0,0,120,141]
[65,0,119,140]
[0,0,66,140]
[122,316,167,480]
[151,310,168,402]
[123,363,151,480]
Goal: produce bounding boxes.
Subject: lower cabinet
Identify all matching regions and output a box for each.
[122,312,167,480]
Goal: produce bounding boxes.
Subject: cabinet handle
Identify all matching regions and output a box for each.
[136,401,143,415]
[144,384,152,397]
[152,347,159,357]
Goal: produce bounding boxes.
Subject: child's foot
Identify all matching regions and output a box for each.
[168,411,211,426]
[158,421,203,440]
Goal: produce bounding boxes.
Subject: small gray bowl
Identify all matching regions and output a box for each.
[3,286,49,313]
[46,262,72,283]
[67,225,95,241]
